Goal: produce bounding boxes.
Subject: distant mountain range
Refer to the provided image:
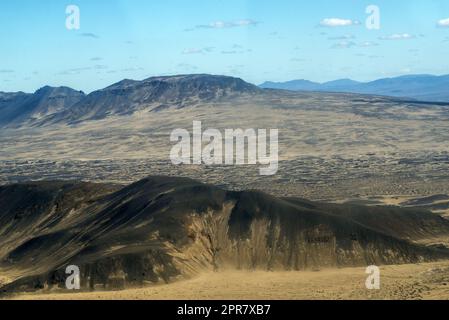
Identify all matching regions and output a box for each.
[1,73,449,128]
[0,74,261,127]
[260,74,449,102]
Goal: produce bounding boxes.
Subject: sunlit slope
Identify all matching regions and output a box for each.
[1,176,449,294]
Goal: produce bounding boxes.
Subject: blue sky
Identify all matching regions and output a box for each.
[1,0,449,93]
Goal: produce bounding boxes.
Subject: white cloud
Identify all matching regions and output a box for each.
[196,19,259,29]
[437,17,449,27]
[208,21,228,28]
[182,47,214,55]
[57,65,109,75]
[327,34,355,40]
[359,41,379,47]
[79,33,100,39]
[120,67,144,72]
[182,48,204,54]
[221,50,239,54]
[379,33,415,40]
[331,40,356,49]
[320,18,360,27]
[233,19,259,27]
[220,44,250,55]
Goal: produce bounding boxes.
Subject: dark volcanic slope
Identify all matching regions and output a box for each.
[0,87,85,127]
[1,176,449,294]
[0,75,261,127]
[44,74,262,124]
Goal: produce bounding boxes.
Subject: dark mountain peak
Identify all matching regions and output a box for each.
[34,85,55,94]
[0,91,30,102]
[34,86,85,97]
[29,86,85,114]
[145,73,248,83]
[105,74,261,94]
[0,86,85,127]
[103,79,140,91]
[323,78,360,86]
[43,74,262,124]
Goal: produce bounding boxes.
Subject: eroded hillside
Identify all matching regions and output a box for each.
[1,176,449,295]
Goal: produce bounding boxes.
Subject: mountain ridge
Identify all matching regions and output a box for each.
[2,73,449,128]
[16,74,261,126]
[0,86,85,127]
[260,74,449,102]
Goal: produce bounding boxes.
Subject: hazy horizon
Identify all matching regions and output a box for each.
[3,72,449,95]
[2,0,449,93]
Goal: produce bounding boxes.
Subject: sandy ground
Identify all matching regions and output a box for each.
[7,261,449,300]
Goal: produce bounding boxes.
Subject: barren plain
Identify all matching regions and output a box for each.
[2,78,449,300]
